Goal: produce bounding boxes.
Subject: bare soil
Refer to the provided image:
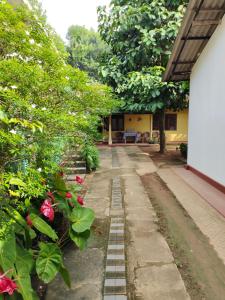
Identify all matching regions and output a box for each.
[140,144,186,167]
[141,168,225,300]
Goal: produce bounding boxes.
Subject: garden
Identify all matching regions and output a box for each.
[0,1,117,299]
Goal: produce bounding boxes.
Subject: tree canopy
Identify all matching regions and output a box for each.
[98,0,189,113]
[66,25,108,79]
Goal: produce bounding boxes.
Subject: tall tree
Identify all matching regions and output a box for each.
[98,0,189,152]
[66,25,108,79]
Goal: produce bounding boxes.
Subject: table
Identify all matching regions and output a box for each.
[123,132,137,143]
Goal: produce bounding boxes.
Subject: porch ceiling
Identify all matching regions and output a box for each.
[164,0,225,82]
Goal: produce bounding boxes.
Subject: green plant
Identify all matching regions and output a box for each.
[80,143,100,172]
[180,143,188,159]
[98,0,189,153]
[0,1,118,298]
[0,171,95,299]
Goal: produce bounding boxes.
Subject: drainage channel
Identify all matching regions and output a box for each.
[103,159,128,300]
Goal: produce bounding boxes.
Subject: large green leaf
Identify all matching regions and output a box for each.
[15,246,35,300]
[59,265,71,288]
[16,245,34,274]
[0,231,16,272]
[16,274,35,300]
[36,242,62,283]
[29,213,58,241]
[70,207,95,233]
[6,207,27,228]
[69,229,90,250]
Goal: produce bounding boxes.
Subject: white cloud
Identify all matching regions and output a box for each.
[41,0,110,40]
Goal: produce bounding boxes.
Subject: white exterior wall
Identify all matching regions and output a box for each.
[188,15,225,186]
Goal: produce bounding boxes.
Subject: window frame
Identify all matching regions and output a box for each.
[152,113,177,131]
[165,114,177,131]
[111,115,124,131]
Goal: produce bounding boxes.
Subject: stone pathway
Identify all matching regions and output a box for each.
[103,151,127,299]
[46,145,190,299]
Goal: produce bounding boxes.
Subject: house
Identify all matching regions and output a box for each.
[103,109,188,144]
[164,0,225,191]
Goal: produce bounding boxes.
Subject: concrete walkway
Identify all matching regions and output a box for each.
[117,146,190,299]
[46,146,190,299]
[158,166,225,266]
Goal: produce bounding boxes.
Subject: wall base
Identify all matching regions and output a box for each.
[186,165,225,195]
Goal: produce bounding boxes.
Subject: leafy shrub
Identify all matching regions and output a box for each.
[0,1,118,298]
[180,143,188,159]
[81,143,99,172]
[0,171,95,299]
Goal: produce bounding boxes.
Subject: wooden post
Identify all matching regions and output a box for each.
[159,109,166,153]
[108,115,112,145]
[150,114,153,140]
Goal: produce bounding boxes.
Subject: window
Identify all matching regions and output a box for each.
[153,113,177,131]
[165,114,177,131]
[112,115,124,131]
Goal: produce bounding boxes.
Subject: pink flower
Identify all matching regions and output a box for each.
[26,215,32,227]
[66,192,72,199]
[0,274,17,295]
[75,176,84,184]
[40,200,54,222]
[77,196,84,206]
[47,191,55,202]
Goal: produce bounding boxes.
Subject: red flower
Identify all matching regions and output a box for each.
[75,176,84,184]
[47,191,55,202]
[26,215,32,227]
[66,192,72,199]
[77,196,84,206]
[40,200,54,222]
[0,274,17,295]
[59,171,64,177]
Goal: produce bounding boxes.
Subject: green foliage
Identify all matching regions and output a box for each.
[36,242,64,284]
[69,229,91,251]
[29,213,58,241]
[0,1,117,298]
[98,0,189,113]
[70,207,95,233]
[80,143,100,171]
[67,25,108,79]
[180,143,188,159]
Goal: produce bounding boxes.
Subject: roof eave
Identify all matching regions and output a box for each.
[163,0,198,82]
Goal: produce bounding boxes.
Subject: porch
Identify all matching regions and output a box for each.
[102,111,188,145]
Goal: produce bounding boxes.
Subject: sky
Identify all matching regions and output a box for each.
[40,0,110,41]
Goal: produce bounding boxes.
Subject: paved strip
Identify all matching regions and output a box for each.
[103,153,128,300]
[119,146,190,299]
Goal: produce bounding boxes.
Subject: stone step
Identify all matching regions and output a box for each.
[65,167,87,175]
[63,160,86,168]
[65,154,83,160]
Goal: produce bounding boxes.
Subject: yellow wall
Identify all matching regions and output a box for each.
[165,109,188,142]
[124,114,151,132]
[103,109,188,143]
